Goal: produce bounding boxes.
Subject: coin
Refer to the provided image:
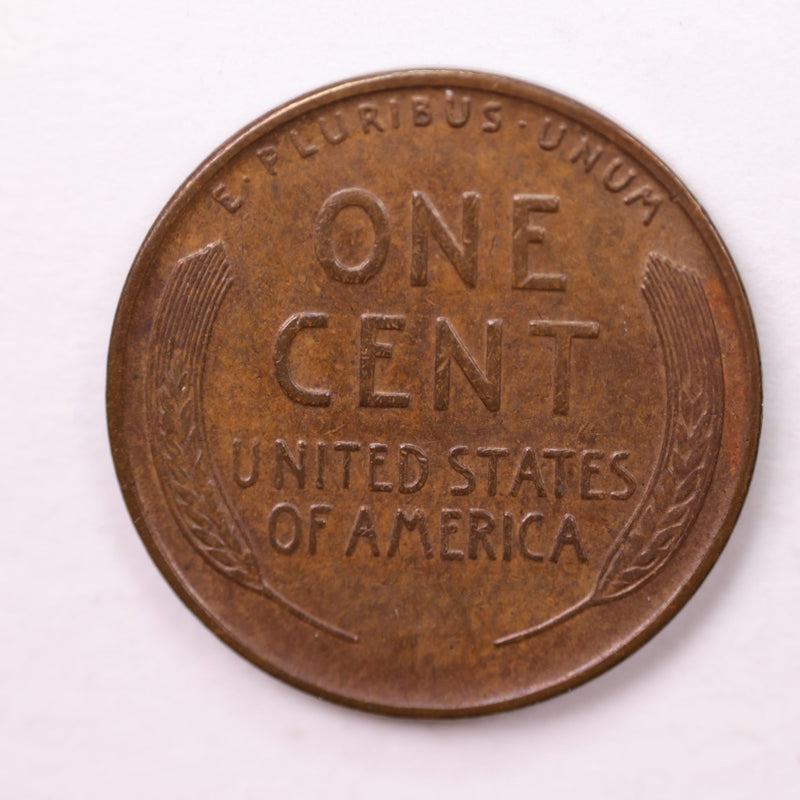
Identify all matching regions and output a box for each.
[107,70,761,716]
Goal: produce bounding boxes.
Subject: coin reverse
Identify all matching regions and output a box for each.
[108,70,761,716]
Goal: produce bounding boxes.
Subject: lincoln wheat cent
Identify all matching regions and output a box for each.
[108,70,761,716]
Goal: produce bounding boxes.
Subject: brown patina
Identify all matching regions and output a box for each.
[107,70,761,716]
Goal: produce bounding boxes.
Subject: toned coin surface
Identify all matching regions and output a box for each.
[108,70,761,716]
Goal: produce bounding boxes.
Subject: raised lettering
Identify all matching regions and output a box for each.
[602,157,637,192]
[476,447,509,496]
[388,98,400,129]
[233,437,260,488]
[440,508,464,561]
[308,504,331,555]
[543,448,575,499]
[273,439,306,490]
[317,113,349,145]
[274,312,331,406]
[529,320,600,415]
[359,314,410,408]
[580,450,605,499]
[334,441,360,489]
[211,182,243,214]
[434,318,502,411]
[468,508,497,559]
[387,509,433,558]
[550,514,588,563]
[538,117,567,150]
[481,101,502,132]
[610,451,636,500]
[314,188,390,284]
[502,512,514,561]
[358,103,385,133]
[519,512,545,561]
[315,441,326,489]
[568,135,604,172]
[512,195,565,291]
[398,444,429,493]
[508,447,547,497]
[445,90,471,127]
[268,503,303,555]
[412,95,432,126]
[256,144,278,175]
[411,191,480,287]
[288,128,318,158]
[624,184,663,225]
[448,445,476,495]
[345,506,380,556]
[368,443,393,492]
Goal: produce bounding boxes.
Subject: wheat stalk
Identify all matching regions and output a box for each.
[496,253,724,646]
[593,253,724,600]
[147,242,358,643]
[154,353,263,589]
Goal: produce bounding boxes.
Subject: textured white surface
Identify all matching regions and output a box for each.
[1,1,797,797]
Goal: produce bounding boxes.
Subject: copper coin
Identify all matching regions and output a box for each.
[107,70,761,716]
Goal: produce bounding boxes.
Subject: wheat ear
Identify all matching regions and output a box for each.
[148,242,358,643]
[496,253,724,646]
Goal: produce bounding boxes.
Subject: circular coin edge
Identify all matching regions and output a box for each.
[106,68,763,717]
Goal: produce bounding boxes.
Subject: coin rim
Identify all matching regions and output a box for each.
[107,68,762,717]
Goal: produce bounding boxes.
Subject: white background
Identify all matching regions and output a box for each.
[2,1,798,797]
